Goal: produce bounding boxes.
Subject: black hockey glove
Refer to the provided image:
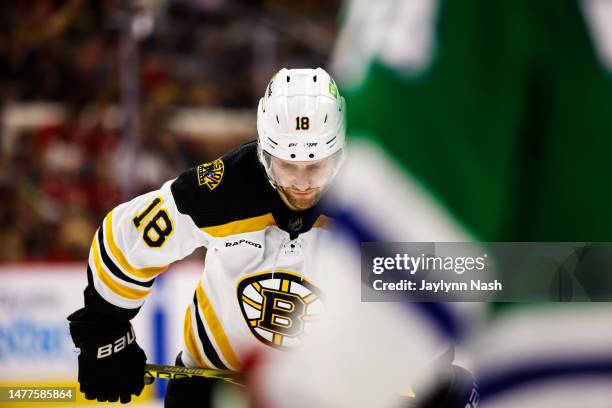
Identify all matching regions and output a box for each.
[411,364,480,408]
[67,308,147,403]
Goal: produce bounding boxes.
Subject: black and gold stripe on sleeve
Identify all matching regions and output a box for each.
[84,265,142,320]
[102,210,169,279]
[97,225,156,289]
[90,231,151,301]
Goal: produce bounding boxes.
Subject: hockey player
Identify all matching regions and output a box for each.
[66,67,346,405]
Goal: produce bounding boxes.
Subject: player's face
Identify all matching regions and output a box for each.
[270,156,335,211]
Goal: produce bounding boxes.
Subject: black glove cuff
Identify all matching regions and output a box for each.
[68,307,133,350]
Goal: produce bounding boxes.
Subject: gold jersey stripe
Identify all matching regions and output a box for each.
[313,215,334,229]
[200,213,276,238]
[281,279,290,292]
[303,292,318,304]
[91,234,150,300]
[195,282,241,370]
[104,211,168,279]
[242,295,262,311]
[183,307,211,369]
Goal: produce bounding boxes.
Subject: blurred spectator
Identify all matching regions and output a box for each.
[0,0,340,261]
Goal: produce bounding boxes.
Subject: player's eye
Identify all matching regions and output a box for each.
[306,162,327,173]
[279,162,298,172]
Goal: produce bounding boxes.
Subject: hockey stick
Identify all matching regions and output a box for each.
[144,363,244,387]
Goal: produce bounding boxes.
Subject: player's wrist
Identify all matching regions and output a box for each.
[67,307,136,353]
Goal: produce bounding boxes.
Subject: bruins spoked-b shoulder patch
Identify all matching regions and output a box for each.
[196,158,224,190]
[237,271,324,350]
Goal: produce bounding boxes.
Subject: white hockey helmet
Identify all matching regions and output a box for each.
[257,67,346,190]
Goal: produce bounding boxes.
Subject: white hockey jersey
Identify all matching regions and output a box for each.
[82,141,333,372]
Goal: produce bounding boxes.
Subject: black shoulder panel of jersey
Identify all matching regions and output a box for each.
[171,140,275,228]
[171,140,330,238]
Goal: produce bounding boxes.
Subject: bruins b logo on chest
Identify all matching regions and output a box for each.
[237,271,324,350]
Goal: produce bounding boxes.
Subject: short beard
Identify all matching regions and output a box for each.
[277,186,322,211]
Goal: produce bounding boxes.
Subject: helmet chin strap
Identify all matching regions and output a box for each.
[257,147,279,190]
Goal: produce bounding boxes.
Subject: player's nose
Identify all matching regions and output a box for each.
[290,171,312,188]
